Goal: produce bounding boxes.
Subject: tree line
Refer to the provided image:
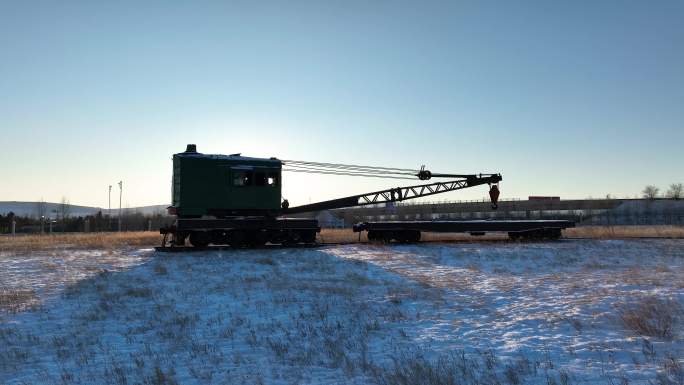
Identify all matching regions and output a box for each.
[642,183,683,199]
[0,205,173,234]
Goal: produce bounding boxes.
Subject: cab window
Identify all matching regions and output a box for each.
[232,170,253,186]
[267,172,279,186]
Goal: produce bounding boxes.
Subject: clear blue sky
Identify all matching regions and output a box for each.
[1,1,682,207]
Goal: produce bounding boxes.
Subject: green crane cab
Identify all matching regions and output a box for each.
[170,144,283,218]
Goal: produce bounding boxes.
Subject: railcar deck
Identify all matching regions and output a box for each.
[353,219,575,241]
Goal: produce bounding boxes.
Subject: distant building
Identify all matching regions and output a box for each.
[528,196,560,201]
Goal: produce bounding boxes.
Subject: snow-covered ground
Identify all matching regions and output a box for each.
[1,240,683,384]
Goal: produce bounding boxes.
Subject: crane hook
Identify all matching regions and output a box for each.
[489,184,500,210]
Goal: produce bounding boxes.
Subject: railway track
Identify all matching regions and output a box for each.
[153,237,572,252]
[154,243,347,252]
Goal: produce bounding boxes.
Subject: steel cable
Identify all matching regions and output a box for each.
[283,164,415,176]
[282,168,416,180]
[282,159,419,180]
[282,160,418,173]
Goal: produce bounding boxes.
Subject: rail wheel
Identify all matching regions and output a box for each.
[173,231,188,246]
[300,230,316,244]
[508,232,522,241]
[282,230,301,246]
[211,230,230,246]
[543,228,562,240]
[247,230,268,247]
[229,230,246,248]
[404,230,421,243]
[380,231,393,243]
[269,230,287,245]
[368,230,391,242]
[189,231,210,248]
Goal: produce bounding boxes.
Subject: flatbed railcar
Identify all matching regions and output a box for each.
[353,219,575,242]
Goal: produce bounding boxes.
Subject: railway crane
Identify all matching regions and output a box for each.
[159,144,571,248]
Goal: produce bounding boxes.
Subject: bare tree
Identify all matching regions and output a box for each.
[642,185,659,199]
[59,197,71,231]
[666,183,683,199]
[35,198,47,233]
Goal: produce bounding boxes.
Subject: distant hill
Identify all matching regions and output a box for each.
[0,201,169,218]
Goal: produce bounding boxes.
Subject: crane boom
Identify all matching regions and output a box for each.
[283,173,502,214]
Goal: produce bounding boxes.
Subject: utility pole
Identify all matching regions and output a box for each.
[108,185,112,231]
[118,181,123,232]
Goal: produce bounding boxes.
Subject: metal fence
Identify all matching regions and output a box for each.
[332,199,684,227]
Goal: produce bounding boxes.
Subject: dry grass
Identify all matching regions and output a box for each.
[0,232,161,253]
[567,225,684,239]
[374,350,558,385]
[0,289,38,313]
[619,296,683,340]
[319,229,367,243]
